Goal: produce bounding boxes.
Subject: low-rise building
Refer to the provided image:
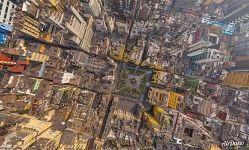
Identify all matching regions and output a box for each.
[27,129,62,150]
[14,10,40,38]
[0,115,53,149]
[148,87,168,107]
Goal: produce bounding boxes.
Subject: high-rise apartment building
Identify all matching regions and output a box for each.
[223,0,249,56]
[109,0,136,18]
[62,5,87,48]
[0,0,16,24]
[13,1,40,38]
[80,14,94,52]
[223,0,249,22]
[81,0,101,17]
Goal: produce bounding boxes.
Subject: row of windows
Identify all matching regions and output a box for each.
[189,52,212,62]
[188,42,208,52]
[240,26,249,33]
[0,0,14,9]
[0,0,15,22]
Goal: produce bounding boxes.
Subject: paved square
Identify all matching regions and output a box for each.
[118,67,148,98]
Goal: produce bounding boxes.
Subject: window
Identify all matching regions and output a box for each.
[5,7,8,13]
[4,14,7,19]
[201,134,206,140]
[184,128,194,137]
[203,52,208,59]
[201,53,205,60]
[191,57,194,61]
[192,56,195,61]
[197,54,201,60]
[208,52,211,58]
[7,1,9,6]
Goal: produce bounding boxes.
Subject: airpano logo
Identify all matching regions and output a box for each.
[222,139,246,147]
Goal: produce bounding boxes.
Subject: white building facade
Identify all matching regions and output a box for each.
[0,0,16,24]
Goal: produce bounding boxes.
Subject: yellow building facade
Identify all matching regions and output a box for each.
[15,13,40,38]
[223,72,249,88]
[143,112,160,133]
[168,92,181,110]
